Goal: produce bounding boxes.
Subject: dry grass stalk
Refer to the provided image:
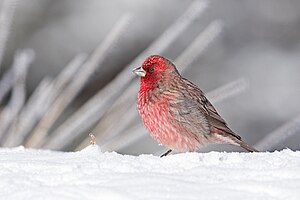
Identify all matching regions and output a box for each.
[0,49,34,142]
[254,114,300,151]
[24,53,88,147]
[32,14,133,149]
[4,53,87,146]
[0,67,14,104]
[4,77,52,146]
[0,0,19,69]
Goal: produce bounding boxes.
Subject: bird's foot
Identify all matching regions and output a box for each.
[160,149,172,157]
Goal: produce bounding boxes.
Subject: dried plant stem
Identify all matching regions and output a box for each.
[0,0,19,70]
[100,103,139,144]
[175,20,223,70]
[206,78,249,103]
[89,133,96,145]
[25,14,133,148]
[0,49,34,142]
[3,77,52,147]
[254,114,300,151]
[92,98,136,144]
[101,124,144,152]
[0,67,13,104]
[4,53,87,147]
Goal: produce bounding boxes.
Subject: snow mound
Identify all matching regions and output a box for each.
[0,145,299,200]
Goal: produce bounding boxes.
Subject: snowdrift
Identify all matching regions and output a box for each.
[0,145,299,200]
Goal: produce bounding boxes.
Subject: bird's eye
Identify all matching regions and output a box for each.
[148,67,154,73]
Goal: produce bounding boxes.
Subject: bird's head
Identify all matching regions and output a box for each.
[133,55,179,90]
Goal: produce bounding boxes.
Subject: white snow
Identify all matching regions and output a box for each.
[0,145,300,200]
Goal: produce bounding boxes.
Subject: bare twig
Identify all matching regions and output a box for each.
[0,49,34,142]
[0,0,19,70]
[254,114,300,151]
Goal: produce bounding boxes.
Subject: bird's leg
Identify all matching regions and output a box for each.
[160,149,172,157]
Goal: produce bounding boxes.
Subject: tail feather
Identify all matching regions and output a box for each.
[238,140,259,152]
[212,127,259,152]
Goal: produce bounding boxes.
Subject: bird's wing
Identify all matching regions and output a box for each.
[166,78,210,138]
[170,78,241,140]
[168,93,211,137]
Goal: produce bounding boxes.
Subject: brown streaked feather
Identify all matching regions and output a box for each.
[179,77,242,140]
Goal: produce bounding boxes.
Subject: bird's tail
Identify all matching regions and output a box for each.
[212,127,259,152]
[237,140,259,152]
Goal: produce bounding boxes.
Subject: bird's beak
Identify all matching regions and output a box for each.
[132,66,146,77]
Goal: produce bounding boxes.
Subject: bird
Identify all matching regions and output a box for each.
[133,55,258,157]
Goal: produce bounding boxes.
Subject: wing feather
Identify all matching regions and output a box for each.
[168,77,241,140]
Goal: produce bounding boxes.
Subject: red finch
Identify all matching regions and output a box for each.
[133,55,258,156]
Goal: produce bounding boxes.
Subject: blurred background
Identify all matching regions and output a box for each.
[0,0,299,155]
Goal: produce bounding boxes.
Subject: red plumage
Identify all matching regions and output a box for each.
[133,55,258,155]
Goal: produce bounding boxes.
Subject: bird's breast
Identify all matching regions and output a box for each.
[137,88,200,151]
[138,89,174,136]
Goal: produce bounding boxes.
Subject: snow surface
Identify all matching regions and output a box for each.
[0,146,300,200]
